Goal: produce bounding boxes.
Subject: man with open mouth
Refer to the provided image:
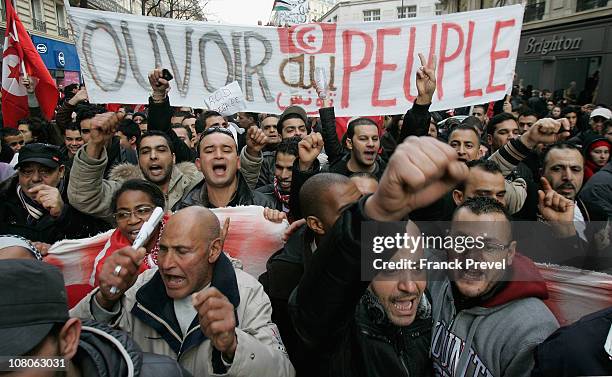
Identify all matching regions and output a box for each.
[177,126,277,209]
[429,197,559,377]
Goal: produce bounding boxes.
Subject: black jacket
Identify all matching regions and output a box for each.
[255,183,283,212]
[175,173,276,209]
[532,307,612,377]
[328,153,387,180]
[0,175,109,243]
[288,198,432,377]
[147,97,196,163]
[580,160,612,218]
[257,151,276,188]
[78,319,191,377]
[259,225,314,376]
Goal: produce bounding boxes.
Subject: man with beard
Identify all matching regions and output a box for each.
[256,137,300,214]
[177,127,275,209]
[68,112,202,223]
[329,118,386,179]
[1,143,106,243]
[429,197,559,377]
[289,136,469,377]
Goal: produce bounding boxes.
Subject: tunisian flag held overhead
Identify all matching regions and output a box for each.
[2,0,57,127]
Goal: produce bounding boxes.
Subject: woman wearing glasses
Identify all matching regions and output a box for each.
[90,179,168,288]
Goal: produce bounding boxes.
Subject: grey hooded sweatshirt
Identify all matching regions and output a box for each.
[428,254,559,377]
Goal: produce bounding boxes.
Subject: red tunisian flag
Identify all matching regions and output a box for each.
[2,0,58,127]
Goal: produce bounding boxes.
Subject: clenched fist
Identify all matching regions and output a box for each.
[246,126,268,156]
[365,136,468,221]
[298,132,324,171]
[192,287,238,360]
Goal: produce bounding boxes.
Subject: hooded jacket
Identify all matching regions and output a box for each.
[71,253,295,377]
[428,254,559,377]
[582,134,611,183]
[77,319,191,377]
[68,146,202,223]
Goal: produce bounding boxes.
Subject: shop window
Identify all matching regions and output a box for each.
[435,3,444,14]
[363,9,380,21]
[516,60,543,90]
[555,57,601,103]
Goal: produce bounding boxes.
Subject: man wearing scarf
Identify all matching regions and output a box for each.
[256,137,300,221]
[0,143,107,243]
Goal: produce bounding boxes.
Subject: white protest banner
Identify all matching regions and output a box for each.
[205,81,247,116]
[273,0,310,26]
[66,5,524,116]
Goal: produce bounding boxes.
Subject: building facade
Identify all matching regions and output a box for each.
[1,0,81,87]
[308,0,337,21]
[319,0,443,23]
[443,0,612,105]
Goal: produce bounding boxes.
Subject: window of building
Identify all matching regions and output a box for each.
[30,0,43,20]
[333,15,337,22]
[524,0,546,22]
[30,0,46,32]
[398,5,417,18]
[363,9,380,21]
[576,0,607,12]
[435,3,444,15]
[56,4,66,27]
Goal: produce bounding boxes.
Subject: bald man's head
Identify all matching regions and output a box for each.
[167,206,220,244]
[158,207,223,299]
[299,173,362,235]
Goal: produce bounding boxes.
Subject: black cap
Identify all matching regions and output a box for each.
[15,143,62,170]
[0,260,69,356]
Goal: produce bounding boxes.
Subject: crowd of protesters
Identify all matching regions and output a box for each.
[0,53,611,377]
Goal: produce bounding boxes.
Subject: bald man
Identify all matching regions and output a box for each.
[260,173,362,374]
[71,207,295,377]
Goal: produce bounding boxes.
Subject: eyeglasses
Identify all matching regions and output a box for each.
[481,242,511,253]
[113,206,154,222]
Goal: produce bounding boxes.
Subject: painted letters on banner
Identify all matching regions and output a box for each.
[66,5,524,116]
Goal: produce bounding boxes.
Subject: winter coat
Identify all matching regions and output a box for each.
[579,160,612,218]
[78,319,191,377]
[176,172,276,209]
[257,151,276,189]
[68,146,202,223]
[289,198,432,377]
[328,153,387,180]
[71,253,295,377]
[259,225,313,376]
[0,174,108,243]
[532,307,612,377]
[428,253,559,377]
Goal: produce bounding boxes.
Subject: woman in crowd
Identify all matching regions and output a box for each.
[65,179,169,307]
[583,135,611,183]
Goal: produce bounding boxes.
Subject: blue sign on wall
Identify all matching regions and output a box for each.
[30,35,80,72]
